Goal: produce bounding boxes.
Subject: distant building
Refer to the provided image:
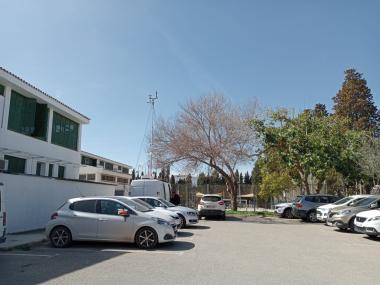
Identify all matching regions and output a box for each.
[79,151,132,188]
[0,67,89,179]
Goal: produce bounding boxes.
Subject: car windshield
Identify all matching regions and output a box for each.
[333,197,352,205]
[115,197,152,212]
[130,198,155,210]
[158,198,176,207]
[351,197,377,207]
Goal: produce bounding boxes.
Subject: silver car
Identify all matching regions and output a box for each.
[46,196,176,249]
[134,196,199,228]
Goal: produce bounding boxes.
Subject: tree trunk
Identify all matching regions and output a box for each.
[315,180,323,194]
[226,178,238,211]
[303,176,310,195]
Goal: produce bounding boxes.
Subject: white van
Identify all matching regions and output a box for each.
[129,179,171,200]
[0,182,6,243]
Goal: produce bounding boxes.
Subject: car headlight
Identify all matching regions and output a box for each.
[187,211,197,216]
[368,216,380,221]
[152,218,170,226]
[339,210,351,215]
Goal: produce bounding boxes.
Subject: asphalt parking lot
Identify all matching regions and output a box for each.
[2,217,380,285]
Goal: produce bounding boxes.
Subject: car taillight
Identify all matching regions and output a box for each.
[3,212,6,226]
[296,203,303,208]
[51,212,58,220]
[218,201,224,205]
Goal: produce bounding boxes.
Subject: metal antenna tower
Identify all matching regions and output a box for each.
[147,91,158,177]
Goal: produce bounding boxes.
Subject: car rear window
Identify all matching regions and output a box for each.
[305,196,315,202]
[203,196,221,202]
[69,200,96,213]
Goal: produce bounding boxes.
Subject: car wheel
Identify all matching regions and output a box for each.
[221,212,226,220]
[135,227,158,249]
[283,208,293,219]
[307,211,317,223]
[178,214,186,228]
[50,226,72,248]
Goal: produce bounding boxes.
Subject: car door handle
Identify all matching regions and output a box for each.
[99,218,108,221]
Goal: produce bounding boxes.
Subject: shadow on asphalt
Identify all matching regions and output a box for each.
[176,231,194,238]
[226,216,306,225]
[363,236,380,242]
[185,225,210,230]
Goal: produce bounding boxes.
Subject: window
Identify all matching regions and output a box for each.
[36,162,45,176]
[118,166,122,171]
[81,156,97,166]
[122,167,129,174]
[58,166,65,179]
[8,90,48,140]
[318,196,329,204]
[99,160,104,166]
[87,174,96,181]
[51,112,79,150]
[70,200,96,213]
[79,174,86,180]
[105,162,113,171]
[5,155,25,174]
[329,196,339,203]
[48,164,54,177]
[117,177,129,184]
[101,174,115,182]
[0,84,4,96]
[203,196,221,202]
[305,196,315,202]
[99,200,127,216]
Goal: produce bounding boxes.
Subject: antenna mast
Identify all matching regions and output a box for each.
[147,91,158,177]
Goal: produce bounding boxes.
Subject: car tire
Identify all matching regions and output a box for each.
[349,217,356,232]
[283,208,293,219]
[221,212,226,220]
[178,214,186,228]
[307,211,317,223]
[135,227,158,249]
[50,226,72,248]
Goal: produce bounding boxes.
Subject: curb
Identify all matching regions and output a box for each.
[0,237,47,251]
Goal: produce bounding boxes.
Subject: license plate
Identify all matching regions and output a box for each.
[355,222,363,228]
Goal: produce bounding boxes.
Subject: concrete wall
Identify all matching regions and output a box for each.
[0,173,116,233]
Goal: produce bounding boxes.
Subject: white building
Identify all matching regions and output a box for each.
[79,151,132,187]
[0,67,89,179]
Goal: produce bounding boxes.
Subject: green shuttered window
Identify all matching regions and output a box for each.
[51,112,79,150]
[8,91,48,140]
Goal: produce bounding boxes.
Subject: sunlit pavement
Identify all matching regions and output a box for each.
[2,218,380,285]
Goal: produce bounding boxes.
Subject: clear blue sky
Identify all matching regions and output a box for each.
[1,0,379,174]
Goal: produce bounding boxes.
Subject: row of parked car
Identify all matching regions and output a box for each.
[47,196,199,249]
[275,194,380,238]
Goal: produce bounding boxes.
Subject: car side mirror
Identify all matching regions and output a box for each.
[118,209,129,217]
[369,203,377,209]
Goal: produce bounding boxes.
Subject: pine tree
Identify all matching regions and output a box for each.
[314,103,328,117]
[170,174,176,185]
[244,171,251,184]
[333,69,379,133]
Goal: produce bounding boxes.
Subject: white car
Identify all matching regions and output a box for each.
[274,196,302,218]
[197,194,226,220]
[317,195,370,223]
[46,196,176,249]
[135,196,198,228]
[127,197,182,229]
[354,209,380,237]
[0,182,6,243]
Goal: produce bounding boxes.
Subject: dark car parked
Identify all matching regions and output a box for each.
[292,194,340,222]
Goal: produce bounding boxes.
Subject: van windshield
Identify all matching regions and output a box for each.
[159,198,176,207]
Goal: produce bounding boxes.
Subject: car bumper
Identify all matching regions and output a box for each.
[274,208,285,215]
[331,215,350,229]
[157,225,176,244]
[199,209,225,217]
[185,213,199,224]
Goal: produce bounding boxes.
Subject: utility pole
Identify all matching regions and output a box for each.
[147,92,158,178]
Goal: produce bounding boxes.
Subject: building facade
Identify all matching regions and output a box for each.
[0,67,89,179]
[79,151,132,187]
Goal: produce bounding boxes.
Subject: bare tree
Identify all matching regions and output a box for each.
[151,94,259,210]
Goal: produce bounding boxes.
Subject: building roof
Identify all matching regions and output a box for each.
[81,151,132,169]
[0,66,90,123]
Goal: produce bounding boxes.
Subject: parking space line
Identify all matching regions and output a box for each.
[101,249,185,255]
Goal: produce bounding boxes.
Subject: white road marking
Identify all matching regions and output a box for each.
[101,249,185,255]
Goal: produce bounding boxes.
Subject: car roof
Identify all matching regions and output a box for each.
[67,196,122,203]
[132,196,160,199]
